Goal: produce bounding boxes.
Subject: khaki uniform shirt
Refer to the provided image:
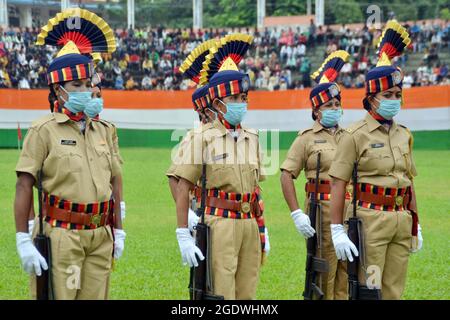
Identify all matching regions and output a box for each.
[174,120,265,194]
[16,113,122,203]
[329,113,417,188]
[281,121,346,180]
[166,126,207,179]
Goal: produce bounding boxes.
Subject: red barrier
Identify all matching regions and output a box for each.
[1,85,449,110]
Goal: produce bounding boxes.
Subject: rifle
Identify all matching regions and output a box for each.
[347,162,382,300]
[189,163,224,300]
[34,170,53,300]
[303,153,329,300]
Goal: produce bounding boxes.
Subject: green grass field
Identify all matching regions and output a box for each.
[0,147,449,300]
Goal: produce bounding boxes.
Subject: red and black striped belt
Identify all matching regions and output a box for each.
[305,179,352,201]
[305,179,331,194]
[194,187,263,218]
[193,187,266,251]
[351,183,411,211]
[43,193,114,230]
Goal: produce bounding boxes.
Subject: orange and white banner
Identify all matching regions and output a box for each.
[1,86,449,131]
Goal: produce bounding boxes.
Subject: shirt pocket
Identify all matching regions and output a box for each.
[306,144,335,174]
[55,146,83,173]
[359,146,392,173]
[94,145,113,177]
[395,144,411,173]
[207,164,237,191]
[241,164,259,192]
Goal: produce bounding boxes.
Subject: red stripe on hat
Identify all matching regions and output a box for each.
[219,83,226,98]
[232,80,240,95]
[65,67,73,81]
[78,64,87,79]
[53,71,60,83]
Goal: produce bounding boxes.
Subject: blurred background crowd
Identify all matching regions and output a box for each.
[1,19,449,91]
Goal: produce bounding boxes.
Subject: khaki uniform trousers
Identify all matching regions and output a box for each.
[306,199,348,300]
[345,205,413,300]
[30,221,114,300]
[205,215,262,300]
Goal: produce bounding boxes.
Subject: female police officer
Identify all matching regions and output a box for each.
[329,20,423,300]
[14,9,124,300]
[173,34,269,300]
[280,50,350,300]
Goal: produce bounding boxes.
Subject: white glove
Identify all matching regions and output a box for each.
[331,224,359,262]
[113,228,126,260]
[291,209,315,238]
[188,208,199,232]
[16,232,48,276]
[120,201,126,221]
[28,219,35,236]
[264,227,270,256]
[176,228,205,267]
[411,224,423,253]
[417,224,423,251]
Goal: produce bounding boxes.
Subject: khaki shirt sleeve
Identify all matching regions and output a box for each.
[107,126,122,178]
[111,125,124,165]
[15,127,47,180]
[166,163,178,178]
[409,153,418,177]
[173,132,202,185]
[407,130,418,178]
[257,139,266,182]
[328,131,357,182]
[166,130,195,179]
[280,134,306,179]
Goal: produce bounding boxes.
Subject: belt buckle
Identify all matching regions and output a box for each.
[241,201,251,214]
[90,214,102,225]
[395,195,404,206]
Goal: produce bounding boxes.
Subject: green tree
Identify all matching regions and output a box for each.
[325,0,364,25]
[440,8,450,20]
[266,0,306,16]
[204,0,256,28]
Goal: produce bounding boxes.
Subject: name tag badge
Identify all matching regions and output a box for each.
[314,139,327,144]
[370,143,384,148]
[213,153,228,161]
[60,139,77,146]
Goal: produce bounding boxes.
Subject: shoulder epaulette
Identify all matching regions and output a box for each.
[298,128,313,136]
[345,120,366,134]
[96,118,115,129]
[243,127,258,136]
[30,114,55,130]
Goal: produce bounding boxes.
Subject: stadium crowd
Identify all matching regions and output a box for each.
[1,19,449,90]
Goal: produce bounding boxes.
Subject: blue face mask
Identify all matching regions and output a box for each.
[60,86,92,114]
[220,100,248,126]
[375,98,401,120]
[84,97,104,118]
[320,108,342,128]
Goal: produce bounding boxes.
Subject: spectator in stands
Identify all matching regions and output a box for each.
[125,75,137,90]
[141,74,152,90]
[115,74,124,90]
[18,76,30,89]
[0,21,448,91]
